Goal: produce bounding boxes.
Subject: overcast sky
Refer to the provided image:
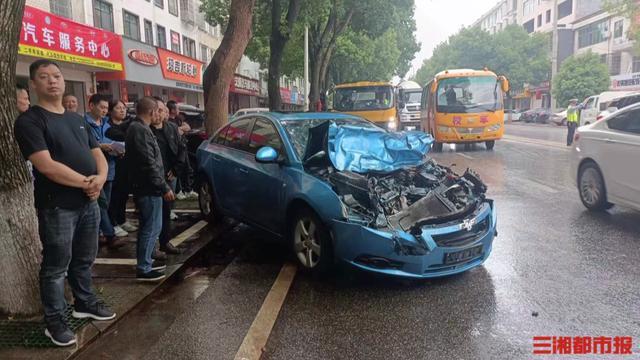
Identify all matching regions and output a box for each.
[408,0,500,77]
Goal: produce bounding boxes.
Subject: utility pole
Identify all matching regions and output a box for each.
[550,0,559,110]
[304,26,310,111]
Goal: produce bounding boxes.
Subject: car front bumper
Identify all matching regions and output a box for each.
[331,201,496,278]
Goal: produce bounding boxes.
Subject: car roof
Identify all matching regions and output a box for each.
[262,112,363,122]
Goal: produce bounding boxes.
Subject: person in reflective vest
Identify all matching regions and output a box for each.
[566,98,581,146]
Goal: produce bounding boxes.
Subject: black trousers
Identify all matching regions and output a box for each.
[567,121,577,146]
[159,178,177,247]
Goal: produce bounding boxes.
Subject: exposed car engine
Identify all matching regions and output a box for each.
[318,160,487,233]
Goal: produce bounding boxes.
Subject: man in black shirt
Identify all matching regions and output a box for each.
[13,60,116,347]
[125,97,175,282]
[152,99,186,255]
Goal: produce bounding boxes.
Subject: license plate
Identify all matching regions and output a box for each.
[406,126,416,131]
[443,245,483,265]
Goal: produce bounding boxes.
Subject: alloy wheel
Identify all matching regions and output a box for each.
[293,218,321,268]
[580,167,601,206]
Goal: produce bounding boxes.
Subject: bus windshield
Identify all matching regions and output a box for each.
[436,76,501,113]
[334,86,394,111]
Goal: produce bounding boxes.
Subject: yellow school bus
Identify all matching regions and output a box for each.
[420,69,509,151]
[329,81,398,130]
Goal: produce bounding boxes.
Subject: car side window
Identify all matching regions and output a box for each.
[608,109,640,135]
[224,118,253,151]
[213,125,230,144]
[248,118,284,154]
[584,97,595,109]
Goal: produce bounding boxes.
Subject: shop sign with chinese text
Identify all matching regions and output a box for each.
[157,48,203,86]
[19,6,124,71]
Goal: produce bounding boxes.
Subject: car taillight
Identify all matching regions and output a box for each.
[574,133,580,142]
[596,115,603,121]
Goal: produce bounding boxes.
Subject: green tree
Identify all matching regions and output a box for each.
[605,0,640,54]
[413,25,549,90]
[552,52,610,107]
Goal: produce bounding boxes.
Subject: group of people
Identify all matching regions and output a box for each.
[12,59,193,347]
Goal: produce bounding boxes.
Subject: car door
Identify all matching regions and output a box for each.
[213,118,255,216]
[581,96,597,125]
[243,117,288,233]
[601,109,640,205]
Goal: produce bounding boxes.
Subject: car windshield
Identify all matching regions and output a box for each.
[436,76,501,113]
[334,86,394,111]
[281,118,380,160]
[402,91,422,104]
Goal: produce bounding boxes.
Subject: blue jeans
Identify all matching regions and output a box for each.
[135,196,162,273]
[37,202,100,324]
[99,181,115,237]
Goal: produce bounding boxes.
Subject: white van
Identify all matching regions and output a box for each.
[580,91,635,126]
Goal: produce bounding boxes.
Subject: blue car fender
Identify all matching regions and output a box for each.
[284,169,344,230]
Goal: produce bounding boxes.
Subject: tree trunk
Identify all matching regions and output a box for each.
[268,0,301,111]
[0,0,42,316]
[203,0,257,135]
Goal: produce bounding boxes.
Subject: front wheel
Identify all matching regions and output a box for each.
[485,140,495,150]
[290,208,333,275]
[578,163,613,211]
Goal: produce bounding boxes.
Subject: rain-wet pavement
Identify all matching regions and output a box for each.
[76,123,640,359]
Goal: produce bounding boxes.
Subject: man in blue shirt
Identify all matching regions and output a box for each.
[85,94,126,248]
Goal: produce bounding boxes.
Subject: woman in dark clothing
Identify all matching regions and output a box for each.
[105,100,137,233]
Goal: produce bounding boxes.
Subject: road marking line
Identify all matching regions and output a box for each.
[94,258,137,265]
[234,263,297,360]
[95,221,209,265]
[456,153,474,160]
[170,220,208,247]
[503,135,568,150]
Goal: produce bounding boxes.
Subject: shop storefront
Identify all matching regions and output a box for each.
[17,6,124,112]
[228,74,261,113]
[97,38,204,106]
[610,72,640,91]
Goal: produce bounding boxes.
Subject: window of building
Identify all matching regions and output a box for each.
[578,19,609,48]
[633,56,640,72]
[144,20,153,45]
[523,19,535,33]
[523,0,535,17]
[614,20,624,38]
[168,0,178,16]
[200,44,209,63]
[610,53,621,75]
[558,0,573,20]
[93,0,114,32]
[170,31,181,53]
[537,14,542,27]
[546,9,551,23]
[50,0,72,19]
[156,25,167,49]
[180,0,195,23]
[123,11,140,40]
[154,0,164,9]
[182,36,196,58]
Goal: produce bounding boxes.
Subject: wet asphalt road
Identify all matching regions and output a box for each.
[77,123,640,359]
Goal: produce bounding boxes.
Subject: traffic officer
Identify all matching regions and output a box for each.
[566,98,580,146]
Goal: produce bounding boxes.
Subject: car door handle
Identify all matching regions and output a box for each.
[238,168,248,174]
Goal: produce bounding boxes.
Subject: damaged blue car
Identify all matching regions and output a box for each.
[196,112,496,278]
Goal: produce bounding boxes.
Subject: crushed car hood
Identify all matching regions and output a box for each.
[303,121,433,173]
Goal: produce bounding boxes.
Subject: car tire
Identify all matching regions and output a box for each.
[485,140,495,150]
[432,142,443,152]
[578,162,614,211]
[197,179,222,223]
[289,207,333,276]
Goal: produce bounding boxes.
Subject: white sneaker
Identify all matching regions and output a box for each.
[170,211,178,220]
[120,221,138,232]
[176,191,187,200]
[113,226,128,237]
[187,191,198,199]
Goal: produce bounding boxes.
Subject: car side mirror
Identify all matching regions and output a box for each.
[256,146,279,163]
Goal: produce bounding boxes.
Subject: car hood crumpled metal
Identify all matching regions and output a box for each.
[328,123,433,173]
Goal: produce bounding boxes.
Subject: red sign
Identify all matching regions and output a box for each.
[230,74,260,96]
[119,81,128,102]
[19,6,123,71]
[128,49,158,66]
[533,336,633,355]
[280,88,291,103]
[156,48,203,85]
